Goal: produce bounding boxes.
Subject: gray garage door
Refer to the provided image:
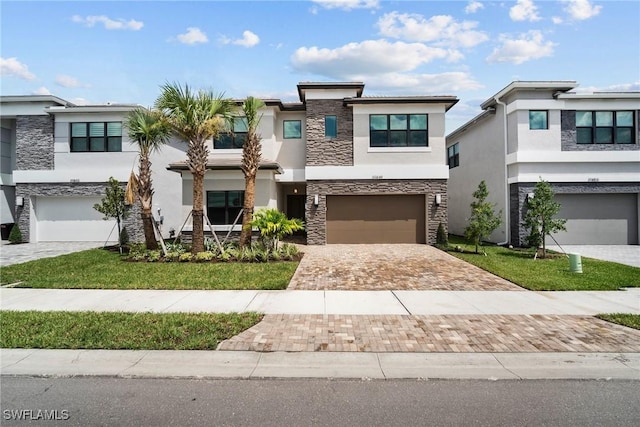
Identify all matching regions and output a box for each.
[326,195,426,244]
[547,193,638,245]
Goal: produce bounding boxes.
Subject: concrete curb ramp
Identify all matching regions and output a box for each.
[1,349,639,380]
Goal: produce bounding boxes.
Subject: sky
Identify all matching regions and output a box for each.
[1,0,639,133]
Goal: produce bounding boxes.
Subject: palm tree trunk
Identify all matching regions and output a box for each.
[192,171,205,254]
[239,174,256,248]
[141,211,158,250]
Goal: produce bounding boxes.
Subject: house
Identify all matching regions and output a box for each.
[1,82,457,245]
[446,81,640,246]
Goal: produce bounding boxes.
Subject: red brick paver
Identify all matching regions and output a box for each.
[218,314,640,353]
[289,245,521,291]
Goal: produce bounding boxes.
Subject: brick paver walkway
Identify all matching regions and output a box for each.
[218,314,640,353]
[289,245,521,291]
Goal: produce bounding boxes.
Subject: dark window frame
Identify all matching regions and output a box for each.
[369,114,428,147]
[529,110,548,130]
[206,190,245,225]
[325,115,337,139]
[576,110,635,145]
[447,143,459,169]
[70,122,122,152]
[213,118,247,149]
[283,120,302,139]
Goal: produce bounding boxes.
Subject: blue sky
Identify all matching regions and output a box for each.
[2,0,639,132]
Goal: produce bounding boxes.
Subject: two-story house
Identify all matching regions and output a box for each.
[446,81,640,246]
[1,81,457,245]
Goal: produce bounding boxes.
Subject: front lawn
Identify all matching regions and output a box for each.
[0,249,298,290]
[0,311,261,350]
[598,314,640,330]
[444,236,640,291]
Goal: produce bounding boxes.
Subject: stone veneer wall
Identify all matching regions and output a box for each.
[15,182,143,243]
[561,110,640,151]
[16,115,55,170]
[305,179,447,245]
[305,99,353,166]
[509,181,640,246]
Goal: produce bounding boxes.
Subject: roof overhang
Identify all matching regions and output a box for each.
[167,158,283,174]
[481,81,578,110]
[345,96,459,111]
[297,82,365,102]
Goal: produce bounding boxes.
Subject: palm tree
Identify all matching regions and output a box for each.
[239,96,266,248]
[125,108,171,250]
[155,83,234,254]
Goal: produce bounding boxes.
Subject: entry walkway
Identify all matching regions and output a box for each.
[0,241,106,267]
[547,245,640,268]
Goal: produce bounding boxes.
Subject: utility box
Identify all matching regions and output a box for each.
[569,253,583,273]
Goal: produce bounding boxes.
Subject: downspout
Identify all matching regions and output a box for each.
[494,96,510,246]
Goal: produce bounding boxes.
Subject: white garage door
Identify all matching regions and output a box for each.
[35,196,117,242]
[547,193,638,245]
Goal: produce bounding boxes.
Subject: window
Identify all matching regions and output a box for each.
[206,191,244,225]
[325,115,337,138]
[283,120,301,139]
[576,111,635,144]
[70,122,122,152]
[214,117,247,149]
[369,114,428,147]
[447,143,459,169]
[529,111,548,130]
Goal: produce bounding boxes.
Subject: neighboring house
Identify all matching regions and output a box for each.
[446,81,640,246]
[1,81,457,245]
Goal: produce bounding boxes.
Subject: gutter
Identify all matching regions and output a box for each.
[494,96,510,246]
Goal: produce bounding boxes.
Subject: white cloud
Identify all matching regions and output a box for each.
[362,72,483,95]
[0,57,36,80]
[71,15,143,31]
[176,27,208,45]
[561,0,602,21]
[55,75,89,88]
[575,81,640,93]
[509,0,541,22]
[312,0,379,11]
[291,39,452,78]
[33,86,51,95]
[377,12,488,48]
[486,30,556,64]
[552,16,564,24]
[465,1,484,14]
[221,30,260,48]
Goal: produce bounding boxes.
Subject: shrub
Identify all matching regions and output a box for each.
[165,251,181,262]
[250,208,304,251]
[120,227,130,246]
[194,251,215,262]
[147,250,162,262]
[436,222,448,247]
[164,242,187,255]
[128,243,146,259]
[8,223,22,244]
[179,253,192,262]
[280,243,299,260]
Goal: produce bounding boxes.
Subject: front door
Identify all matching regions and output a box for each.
[287,195,306,221]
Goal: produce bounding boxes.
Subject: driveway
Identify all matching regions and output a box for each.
[0,241,105,267]
[547,245,640,268]
[288,244,521,291]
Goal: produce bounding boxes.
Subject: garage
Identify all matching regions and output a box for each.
[326,195,426,244]
[34,196,117,242]
[547,193,639,245]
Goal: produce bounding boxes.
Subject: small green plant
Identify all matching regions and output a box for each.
[164,251,181,262]
[147,250,162,262]
[280,243,300,260]
[179,253,192,262]
[251,208,304,251]
[164,242,187,255]
[8,223,22,244]
[120,227,130,246]
[194,251,215,262]
[436,222,448,247]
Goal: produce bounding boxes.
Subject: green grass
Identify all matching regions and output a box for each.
[444,235,640,291]
[0,249,298,290]
[597,314,640,330]
[0,311,262,350]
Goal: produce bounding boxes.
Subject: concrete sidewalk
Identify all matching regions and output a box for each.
[2,288,639,315]
[2,349,638,380]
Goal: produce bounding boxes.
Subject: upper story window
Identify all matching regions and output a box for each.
[447,143,459,169]
[529,110,548,130]
[70,122,122,152]
[370,114,428,147]
[284,120,302,139]
[214,117,247,149]
[325,115,337,138]
[576,111,635,144]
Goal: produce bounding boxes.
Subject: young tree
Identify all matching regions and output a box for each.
[94,177,130,253]
[239,96,266,248]
[125,108,171,250]
[250,208,304,251]
[155,83,234,254]
[464,180,502,254]
[522,179,567,258]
